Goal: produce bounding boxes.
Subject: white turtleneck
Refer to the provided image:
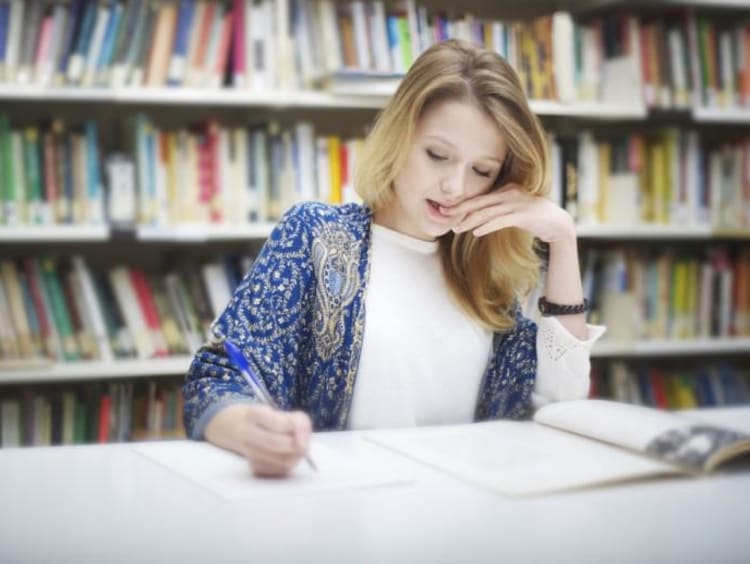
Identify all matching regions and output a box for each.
[347,223,605,431]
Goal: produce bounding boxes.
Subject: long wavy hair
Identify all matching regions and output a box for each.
[354,39,549,332]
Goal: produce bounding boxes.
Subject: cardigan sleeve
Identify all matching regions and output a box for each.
[531,315,606,409]
[182,204,315,439]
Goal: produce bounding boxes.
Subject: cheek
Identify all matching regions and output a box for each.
[396,159,434,196]
[468,176,494,197]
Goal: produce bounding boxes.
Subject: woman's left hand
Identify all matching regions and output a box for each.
[442,183,576,243]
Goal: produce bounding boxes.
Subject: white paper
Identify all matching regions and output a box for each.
[366,420,679,497]
[133,440,412,501]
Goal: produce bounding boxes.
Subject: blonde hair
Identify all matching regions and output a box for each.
[355,39,549,332]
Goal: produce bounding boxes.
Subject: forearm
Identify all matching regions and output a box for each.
[544,221,587,340]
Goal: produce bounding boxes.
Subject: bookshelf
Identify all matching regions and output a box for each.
[1,0,750,447]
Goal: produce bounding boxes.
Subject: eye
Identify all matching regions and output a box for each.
[473,167,492,178]
[426,149,448,161]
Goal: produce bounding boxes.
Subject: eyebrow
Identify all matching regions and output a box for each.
[425,134,503,164]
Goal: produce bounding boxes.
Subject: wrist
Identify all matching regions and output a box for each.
[550,215,577,247]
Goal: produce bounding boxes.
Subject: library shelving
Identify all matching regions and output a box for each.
[2,0,750,448]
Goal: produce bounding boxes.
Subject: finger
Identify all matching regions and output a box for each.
[249,455,300,478]
[454,202,519,233]
[440,191,506,217]
[241,422,299,455]
[245,443,303,472]
[472,214,520,237]
[252,404,301,435]
[441,184,520,216]
[288,411,312,450]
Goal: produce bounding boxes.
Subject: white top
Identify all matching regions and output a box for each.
[348,224,606,430]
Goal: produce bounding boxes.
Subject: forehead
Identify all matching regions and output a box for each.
[416,99,507,160]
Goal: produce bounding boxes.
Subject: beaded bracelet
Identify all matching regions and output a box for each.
[538,296,590,316]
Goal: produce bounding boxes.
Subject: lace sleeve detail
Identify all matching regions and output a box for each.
[538,316,606,362]
[532,316,606,409]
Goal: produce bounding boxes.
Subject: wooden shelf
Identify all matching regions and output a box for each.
[0,356,193,385]
[136,223,276,241]
[2,338,749,385]
[692,106,750,123]
[592,337,750,358]
[0,225,109,242]
[0,84,651,118]
[2,223,748,243]
[576,224,715,239]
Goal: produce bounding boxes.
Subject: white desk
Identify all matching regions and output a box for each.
[1,408,749,564]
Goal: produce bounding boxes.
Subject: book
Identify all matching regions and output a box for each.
[366,399,750,497]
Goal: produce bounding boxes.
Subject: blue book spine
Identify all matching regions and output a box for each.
[72,2,95,59]
[56,0,84,76]
[110,0,138,67]
[167,0,195,86]
[636,369,655,406]
[246,127,256,222]
[66,0,96,82]
[222,255,240,292]
[83,121,101,203]
[385,16,399,58]
[124,1,147,70]
[62,137,74,224]
[0,3,10,65]
[18,269,41,347]
[96,1,123,77]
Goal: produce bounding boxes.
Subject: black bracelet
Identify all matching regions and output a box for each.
[538,296,590,316]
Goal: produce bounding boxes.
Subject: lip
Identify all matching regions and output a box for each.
[426,199,452,221]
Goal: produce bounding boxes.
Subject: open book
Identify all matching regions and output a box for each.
[365,399,750,496]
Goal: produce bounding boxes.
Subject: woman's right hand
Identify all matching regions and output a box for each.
[204,403,313,478]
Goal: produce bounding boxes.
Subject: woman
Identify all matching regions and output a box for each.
[182,39,605,477]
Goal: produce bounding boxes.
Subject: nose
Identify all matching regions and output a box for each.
[439,166,467,200]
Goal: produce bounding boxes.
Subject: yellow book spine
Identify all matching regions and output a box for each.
[328,136,341,205]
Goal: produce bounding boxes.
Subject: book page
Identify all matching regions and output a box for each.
[366,420,679,497]
[534,400,750,472]
[533,399,691,451]
[133,440,412,501]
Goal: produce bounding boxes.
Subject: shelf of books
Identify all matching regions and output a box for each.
[0,84,652,117]
[3,337,750,384]
[590,359,750,409]
[2,0,750,446]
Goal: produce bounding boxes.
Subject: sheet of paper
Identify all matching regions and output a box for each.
[133,440,412,501]
[366,420,679,497]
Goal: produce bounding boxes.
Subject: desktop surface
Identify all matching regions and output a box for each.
[1,407,749,564]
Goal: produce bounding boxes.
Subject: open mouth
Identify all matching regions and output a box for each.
[427,199,448,217]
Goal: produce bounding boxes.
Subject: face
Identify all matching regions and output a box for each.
[375,99,508,240]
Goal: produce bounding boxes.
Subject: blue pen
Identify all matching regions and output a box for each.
[223,339,317,471]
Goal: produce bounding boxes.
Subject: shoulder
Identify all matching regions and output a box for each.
[279,201,372,241]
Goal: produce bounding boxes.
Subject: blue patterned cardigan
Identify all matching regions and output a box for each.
[183,201,538,438]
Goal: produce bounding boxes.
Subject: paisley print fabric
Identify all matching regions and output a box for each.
[182,201,537,438]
